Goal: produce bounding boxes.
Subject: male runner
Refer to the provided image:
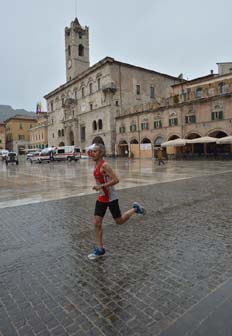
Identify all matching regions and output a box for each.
[88,143,146,260]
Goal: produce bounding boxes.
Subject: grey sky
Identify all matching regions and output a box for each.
[0,0,231,111]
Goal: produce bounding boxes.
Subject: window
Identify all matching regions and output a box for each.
[80,126,86,142]
[119,126,126,133]
[195,87,202,98]
[52,133,54,138]
[81,87,85,97]
[19,123,23,129]
[115,100,119,106]
[130,124,137,132]
[74,89,78,100]
[79,44,84,56]
[150,86,155,98]
[79,33,82,39]
[18,135,25,140]
[219,82,226,94]
[93,121,97,131]
[62,129,64,136]
[90,103,93,111]
[89,82,93,95]
[154,120,162,128]
[58,130,61,137]
[98,119,103,130]
[97,78,101,90]
[68,45,71,57]
[169,118,178,126]
[211,111,223,120]
[141,121,149,130]
[185,115,196,124]
[51,101,54,111]
[136,85,140,95]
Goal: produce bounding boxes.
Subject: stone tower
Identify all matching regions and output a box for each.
[65,18,90,81]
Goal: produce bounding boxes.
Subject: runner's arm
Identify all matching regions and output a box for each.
[101,163,119,188]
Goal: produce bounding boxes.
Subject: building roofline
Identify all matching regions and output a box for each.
[172,71,232,88]
[4,115,37,123]
[44,57,183,99]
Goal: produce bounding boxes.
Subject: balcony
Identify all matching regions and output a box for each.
[102,82,117,93]
[62,98,77,108]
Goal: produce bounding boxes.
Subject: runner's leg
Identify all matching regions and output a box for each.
[94,216,104,248]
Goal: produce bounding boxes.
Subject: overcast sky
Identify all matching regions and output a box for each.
[0,0,231,111]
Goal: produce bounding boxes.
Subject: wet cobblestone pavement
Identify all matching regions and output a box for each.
[1,168,232,335]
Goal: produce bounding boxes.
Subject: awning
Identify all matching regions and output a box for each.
[161,138,186,147]
[216,136,232,144]
[186,136,217,144]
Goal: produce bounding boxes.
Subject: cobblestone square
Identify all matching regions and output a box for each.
[1,160,232,335]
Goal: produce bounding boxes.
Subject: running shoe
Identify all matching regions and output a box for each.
[132,202,146,215]
[88,247,106,260]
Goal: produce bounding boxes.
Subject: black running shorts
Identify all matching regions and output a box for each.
[94,199,122,219]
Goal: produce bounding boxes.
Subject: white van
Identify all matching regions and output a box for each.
[53,146,81,161]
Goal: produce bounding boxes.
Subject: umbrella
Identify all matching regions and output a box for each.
[186,136,217,144]
[216,136,232,144]
[161,138,186,147]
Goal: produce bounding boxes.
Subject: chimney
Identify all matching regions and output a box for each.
[210,70,214,75]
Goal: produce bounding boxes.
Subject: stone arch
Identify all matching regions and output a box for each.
[141,137,151,144]
[208,130,228,138]
[92,136,104,145]
[168,134,180,141]
[59,141,65,146]
[130,138,139,144]
[185,132,201,139]
[118,140,129,157]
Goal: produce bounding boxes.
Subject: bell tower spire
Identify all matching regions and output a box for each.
[65,17,90,81]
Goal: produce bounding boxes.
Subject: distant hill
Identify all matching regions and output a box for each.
[0,105,36,121]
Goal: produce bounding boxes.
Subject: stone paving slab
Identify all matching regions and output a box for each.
[0,172,232,335]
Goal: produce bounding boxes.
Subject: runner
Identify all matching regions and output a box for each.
[88,143,146,260]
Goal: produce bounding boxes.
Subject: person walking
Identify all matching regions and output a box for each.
[88,143,146,260]
[157,147,165,165]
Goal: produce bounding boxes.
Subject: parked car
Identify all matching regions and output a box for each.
[5,152,19,165]
[26,151,41,160]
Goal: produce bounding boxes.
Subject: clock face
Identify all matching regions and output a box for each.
[68,59,72,68]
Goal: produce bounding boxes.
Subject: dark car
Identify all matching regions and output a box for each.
[5,152,19,165]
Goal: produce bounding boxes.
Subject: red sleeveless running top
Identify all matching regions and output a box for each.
[93,159,117,203]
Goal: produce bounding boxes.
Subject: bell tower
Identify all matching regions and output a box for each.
[65,18,90,81]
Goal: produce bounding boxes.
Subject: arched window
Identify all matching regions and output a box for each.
[98,119,103,130]
[61,129,64,136]
[79,44,84,56]
[58,130,61,137]
[93,120,97,131]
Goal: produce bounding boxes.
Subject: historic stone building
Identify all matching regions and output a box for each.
[44,18,182,155]
[28,112,48,149]
[116,63,232,158]
[0,121,6,149]
[5,115,37,152]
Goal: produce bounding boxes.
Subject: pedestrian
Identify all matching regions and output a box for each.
[88,143,146,260]
[157,148,165,165]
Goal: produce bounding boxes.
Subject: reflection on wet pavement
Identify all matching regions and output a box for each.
[1,158,232,208]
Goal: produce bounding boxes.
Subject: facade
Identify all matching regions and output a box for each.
[44,18,182,155]
[0,122,6,149]
[28,112,48,149]
[116,63,232,158]
[5,115,37,153]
